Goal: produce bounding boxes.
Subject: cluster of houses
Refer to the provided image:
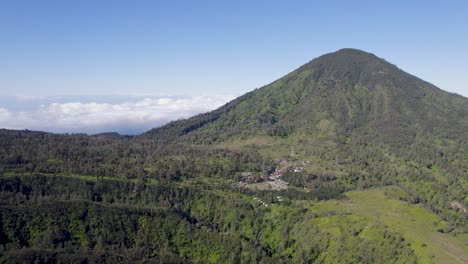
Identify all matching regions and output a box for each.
[239,159,310,189]
[268,166,283,180]
[267,166,289,189]
[238,166,290,190]
[239,172,264,185]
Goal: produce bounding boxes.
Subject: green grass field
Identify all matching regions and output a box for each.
[306,186,468,263]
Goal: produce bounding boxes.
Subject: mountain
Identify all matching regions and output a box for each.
[145,48,467,146]
[0,49,467,263]
[142,48,468,220]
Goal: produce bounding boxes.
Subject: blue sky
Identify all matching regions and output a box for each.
[0,1,467,133]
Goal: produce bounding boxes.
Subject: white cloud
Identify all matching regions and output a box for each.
[0,95,235,134]
[0,108,11,121]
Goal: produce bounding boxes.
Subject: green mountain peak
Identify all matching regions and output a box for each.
[145,48,467,144]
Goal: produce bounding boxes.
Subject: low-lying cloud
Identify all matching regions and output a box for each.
[0,95,235,135]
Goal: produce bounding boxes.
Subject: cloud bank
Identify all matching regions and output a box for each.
[0,95,235,135]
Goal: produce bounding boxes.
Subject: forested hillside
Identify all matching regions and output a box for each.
[0,49,467,263]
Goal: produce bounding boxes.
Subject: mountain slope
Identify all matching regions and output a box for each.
[143,48,468,232]
[144,48,468,142]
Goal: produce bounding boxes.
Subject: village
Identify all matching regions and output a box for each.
[237,159,310,191]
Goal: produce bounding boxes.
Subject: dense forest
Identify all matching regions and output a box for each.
[0,49,467,263]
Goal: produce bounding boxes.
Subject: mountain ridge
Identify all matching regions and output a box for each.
[143,48,468,146]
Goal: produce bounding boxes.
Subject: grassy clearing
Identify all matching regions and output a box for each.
[307,186,467,264]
